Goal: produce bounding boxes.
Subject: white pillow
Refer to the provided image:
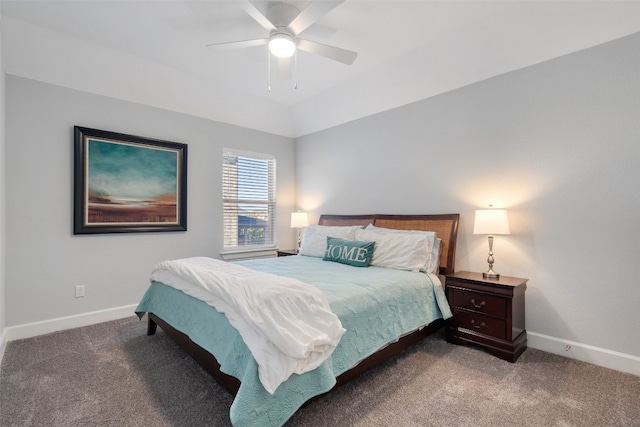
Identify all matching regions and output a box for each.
[364,224,437,272]
[299,225,361,258]
[430,238,443,274]
[355,228,430,272]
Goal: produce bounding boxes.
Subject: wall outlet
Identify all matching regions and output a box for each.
[75,285,85,298]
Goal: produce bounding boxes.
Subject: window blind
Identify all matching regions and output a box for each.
[223,149,276,249]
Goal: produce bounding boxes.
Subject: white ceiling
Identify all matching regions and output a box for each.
[2,0,639,137]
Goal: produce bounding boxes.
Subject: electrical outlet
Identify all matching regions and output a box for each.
[75,285,85,298]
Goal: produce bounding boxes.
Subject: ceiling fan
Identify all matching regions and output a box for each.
[206,0,358,66]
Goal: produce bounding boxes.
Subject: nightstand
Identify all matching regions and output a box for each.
[445,271,527,362]
[277,249,298,257]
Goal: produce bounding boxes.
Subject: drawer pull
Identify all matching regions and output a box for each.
[470,319,485,329]
[470,299,486,309]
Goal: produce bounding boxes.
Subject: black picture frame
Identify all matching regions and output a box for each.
[73,126,187,234]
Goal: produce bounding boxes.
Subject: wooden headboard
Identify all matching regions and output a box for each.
[318,214,460,275]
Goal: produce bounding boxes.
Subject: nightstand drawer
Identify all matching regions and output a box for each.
[449,288,506,318]
[451,309,506,340]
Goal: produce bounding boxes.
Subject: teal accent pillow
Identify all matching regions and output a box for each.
[323,237,375,267]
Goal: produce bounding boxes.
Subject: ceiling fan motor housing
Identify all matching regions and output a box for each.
[264,1,301,27]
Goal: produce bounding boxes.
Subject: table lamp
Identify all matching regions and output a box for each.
[290,211,309,253]
[473,208,510,279]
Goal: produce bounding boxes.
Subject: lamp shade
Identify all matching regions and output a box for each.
[290,212,309,228]
[473,209,510,235]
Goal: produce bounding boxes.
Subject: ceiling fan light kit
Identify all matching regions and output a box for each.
[269,32,296,58]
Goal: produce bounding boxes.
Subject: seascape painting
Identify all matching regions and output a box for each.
[87,139,178,224]
[74,127,187,234]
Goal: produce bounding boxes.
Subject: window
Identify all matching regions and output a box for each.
[223,149,276,250]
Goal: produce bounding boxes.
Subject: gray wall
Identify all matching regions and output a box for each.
[296,33,640,357]
[0,9,6,339]
[4,76,296,326]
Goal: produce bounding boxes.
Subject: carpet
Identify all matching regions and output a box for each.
[1,316,638,426]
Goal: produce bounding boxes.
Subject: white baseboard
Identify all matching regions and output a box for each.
[3,311,639,378]
[5,304,139,342]
[0,327,7,368]
[528,331,640,376]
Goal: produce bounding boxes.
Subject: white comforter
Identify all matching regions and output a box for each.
[150,257,346,394]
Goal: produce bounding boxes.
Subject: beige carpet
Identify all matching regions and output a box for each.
[1,316,638,426]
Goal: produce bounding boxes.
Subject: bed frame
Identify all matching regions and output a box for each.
[147,213,459,397]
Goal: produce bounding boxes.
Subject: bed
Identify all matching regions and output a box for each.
[136,213,459,426]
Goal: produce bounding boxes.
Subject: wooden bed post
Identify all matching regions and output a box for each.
[147,315,158,336]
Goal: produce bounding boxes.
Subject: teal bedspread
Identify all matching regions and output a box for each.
[135,256,452,427]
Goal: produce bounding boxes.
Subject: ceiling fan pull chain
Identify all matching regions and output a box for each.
[267,49,272,93]
[294,51,298,90]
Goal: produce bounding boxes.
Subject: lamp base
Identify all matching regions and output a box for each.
[483,236,500,280]
[483,270,500,279]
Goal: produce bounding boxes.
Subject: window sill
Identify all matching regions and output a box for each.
[220,248,278,261]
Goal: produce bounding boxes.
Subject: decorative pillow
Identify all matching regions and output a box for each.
[299,225,361,258]
[364,224,437,273]
[323,237,375,267]
[355,228,431,272]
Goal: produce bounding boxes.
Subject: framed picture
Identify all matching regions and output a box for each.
[74,126,187,234]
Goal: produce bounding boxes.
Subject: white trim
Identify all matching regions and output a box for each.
[4,310,638,377]
[5,304,138,342]
[528,331,640,376]
[221,249,278,261]
[0,328,7,368]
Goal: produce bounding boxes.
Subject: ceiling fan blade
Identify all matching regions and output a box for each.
[297,38,357,65]
[243,1,277,32]
[286,0,344,35]
[206,38,268,51]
